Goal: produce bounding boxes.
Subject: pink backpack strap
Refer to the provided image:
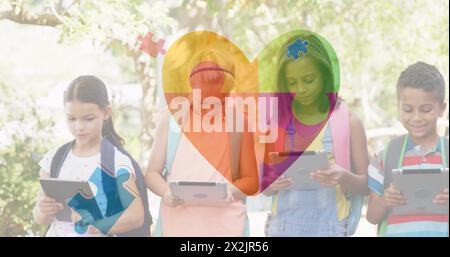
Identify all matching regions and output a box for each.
[274,128,286,152]
[329,102,351,170]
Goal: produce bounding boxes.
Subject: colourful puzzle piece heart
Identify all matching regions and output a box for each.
[162,30,340,194]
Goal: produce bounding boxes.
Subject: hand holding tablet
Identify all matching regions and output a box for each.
[391,168,449,215]
[269,151,330,190]
[39,178,94,222]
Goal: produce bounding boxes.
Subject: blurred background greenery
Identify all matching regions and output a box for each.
[0,0,448,236]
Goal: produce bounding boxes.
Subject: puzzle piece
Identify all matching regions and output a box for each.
[287,38,309,60]
[68,167,136,235]
[138,32,166,57]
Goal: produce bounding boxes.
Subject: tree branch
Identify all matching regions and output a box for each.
[0,10,61,27]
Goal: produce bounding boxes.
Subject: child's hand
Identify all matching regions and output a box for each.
[266,175,293,192]
[384,183,407,208]
[310,164,345,187]
[36,195,64,218]
[163,189,184,207]
[87,225,103,235]
[70,209,81,223]
[433,188,449,204]
[71,211,103,235]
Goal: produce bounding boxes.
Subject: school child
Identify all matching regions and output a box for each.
[33,75,151,236]
[145,47,259,236]
[262,31,369,237]
[367,62,448,237]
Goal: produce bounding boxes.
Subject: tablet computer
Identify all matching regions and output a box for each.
[270,151,330,190]
[39,178,94,222]
[392,168,449,215]
[169,181,228,206]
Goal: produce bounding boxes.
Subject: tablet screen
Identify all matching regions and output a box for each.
[39,178,94,222]
[169,181,228,206]
[401,168,442,174]
[276,150,321,157]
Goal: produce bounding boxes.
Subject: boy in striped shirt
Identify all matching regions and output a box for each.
[366,62,449,237]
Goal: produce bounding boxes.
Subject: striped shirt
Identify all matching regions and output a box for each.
[368,136,449,237]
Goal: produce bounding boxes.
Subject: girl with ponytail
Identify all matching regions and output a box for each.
[33,75,146,236]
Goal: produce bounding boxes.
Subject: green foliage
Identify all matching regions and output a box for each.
[0,82,55,236]
[57,0,177,53]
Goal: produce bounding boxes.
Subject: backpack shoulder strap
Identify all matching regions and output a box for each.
[101,138,115,176]
[440,136,448,168]
[50,141,74,178]
[328,102,351,171]
[163,115,182,178]
[99,138,119,221]
[383,134,408,187]
[229,106,245,182]
[230,131,243,181]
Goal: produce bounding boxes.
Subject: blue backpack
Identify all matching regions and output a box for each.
[50,138,152,237]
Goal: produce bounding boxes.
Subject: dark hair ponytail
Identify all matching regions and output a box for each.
[64,75,124,146]
[102,117,124,147]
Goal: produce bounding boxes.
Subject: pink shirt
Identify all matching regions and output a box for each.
[161,132,246,236]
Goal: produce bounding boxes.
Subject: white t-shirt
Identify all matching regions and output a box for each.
[39,145,135,237]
